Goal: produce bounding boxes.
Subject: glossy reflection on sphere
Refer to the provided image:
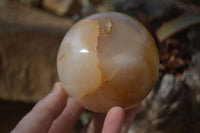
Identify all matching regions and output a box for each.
[57,12,159,113]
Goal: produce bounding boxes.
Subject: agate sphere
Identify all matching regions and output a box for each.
[57,12,159,113]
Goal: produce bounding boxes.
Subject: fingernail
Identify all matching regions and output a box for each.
[52,82,60,93]
[111,106,124,113]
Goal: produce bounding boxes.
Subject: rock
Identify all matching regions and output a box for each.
[81,0,97,17]
[184,29,200,102]
[43,0,73,16]
[156,74,175,100]
[143,0,182,21]
[19,0,41,5]
[0,0,72,102]
[134,72,200,133]
[184,53,200,90]
[121,0,144,11]
[96,0,122,12]
[89,0,105,6]
[120,0,182,22]
[0,0,72,31]
[149,74,182,121]
[0,30,62,102]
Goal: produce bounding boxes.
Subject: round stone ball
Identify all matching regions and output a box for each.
[57,12,159,113]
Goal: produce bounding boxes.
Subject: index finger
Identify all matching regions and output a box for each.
[11,83,67,133]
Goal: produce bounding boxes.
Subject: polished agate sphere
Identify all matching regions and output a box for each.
[57,12,159,113]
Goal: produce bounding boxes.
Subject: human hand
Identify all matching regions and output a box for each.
[11,82,140,133]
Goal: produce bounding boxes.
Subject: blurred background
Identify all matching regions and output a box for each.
[0,0,200,132]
